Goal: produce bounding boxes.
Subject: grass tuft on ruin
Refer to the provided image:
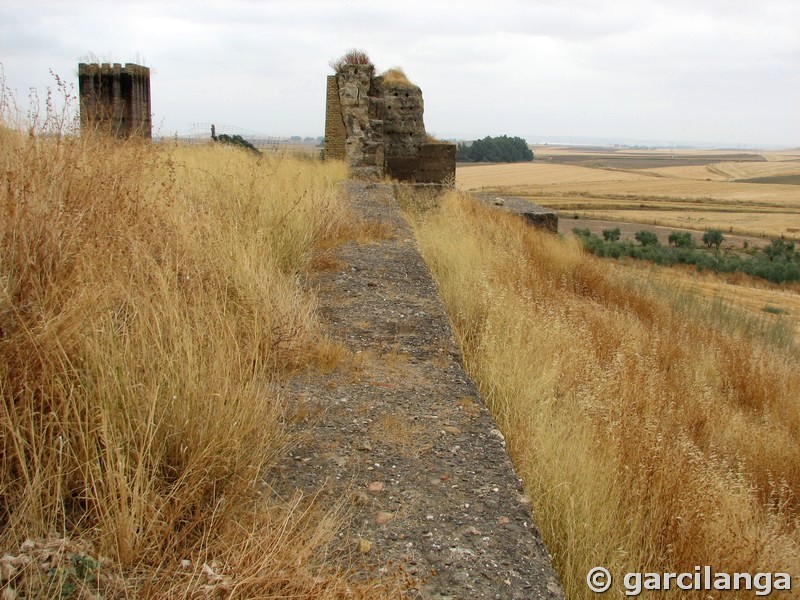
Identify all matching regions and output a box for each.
[380,67,416,89]
[329,48,374,73]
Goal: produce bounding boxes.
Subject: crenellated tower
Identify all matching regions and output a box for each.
[78,63,152,138]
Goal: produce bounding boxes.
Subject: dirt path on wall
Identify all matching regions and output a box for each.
[271,181,564,599]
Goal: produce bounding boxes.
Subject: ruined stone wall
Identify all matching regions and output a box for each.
[418,143,456,184]
[521,212,559,234]
[476,194,559,234]
[334,65,384,176]
[382,84,426,159]
[324,62,455,184]
[78,63,151,138]
[324,76,347,160]
[385,143,456,185]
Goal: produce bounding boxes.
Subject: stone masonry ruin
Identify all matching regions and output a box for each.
[78,63,152,139]
[325,57,456,184]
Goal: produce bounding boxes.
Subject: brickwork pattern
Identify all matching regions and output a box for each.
[417,143,456,184]
[324,76,346,160]
[386,143,456,185]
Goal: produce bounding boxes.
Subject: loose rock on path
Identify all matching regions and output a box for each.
[274,181,564,599]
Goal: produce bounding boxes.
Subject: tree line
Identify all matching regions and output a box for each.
[456,135,534,163]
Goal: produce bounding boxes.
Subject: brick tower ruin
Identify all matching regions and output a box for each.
[325,58,455,184]
[78,63,152,139]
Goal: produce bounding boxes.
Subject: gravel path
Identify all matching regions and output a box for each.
[273,181,564,599]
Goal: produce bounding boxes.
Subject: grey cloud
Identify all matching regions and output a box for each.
[1,0,798,145]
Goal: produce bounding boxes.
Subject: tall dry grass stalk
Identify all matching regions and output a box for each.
[406,190,800,598]
[0,117,398,596]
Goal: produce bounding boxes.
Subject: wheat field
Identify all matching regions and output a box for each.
[457,147,800,239]
[644,160,800,181]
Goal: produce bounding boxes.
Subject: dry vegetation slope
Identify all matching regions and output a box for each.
[406,190,800,599]
[0,127,397,597]
[617,260,800,346]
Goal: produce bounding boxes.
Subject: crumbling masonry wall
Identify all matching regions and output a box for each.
[79,63,151,139]
[332,64,385,177]
[325,65,455,184]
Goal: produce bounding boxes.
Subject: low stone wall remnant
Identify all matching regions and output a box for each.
[478,193,559,233]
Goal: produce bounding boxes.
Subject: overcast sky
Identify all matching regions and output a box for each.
[1,0,798,147]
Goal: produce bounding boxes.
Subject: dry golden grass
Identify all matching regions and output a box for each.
[0,123,400,597]
[380,67,415,88]
[406,190,800,599]
[616,261,800,345]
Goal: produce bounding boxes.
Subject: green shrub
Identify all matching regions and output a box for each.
[572,227,593,239]
[573,227,800,285]
[668,231,694,248]
[702,229,724,249]
[216,134,261,155]
[763,305,789,315]
[602,228,621,242]
[764,238,796,262]
[634,230,659,247]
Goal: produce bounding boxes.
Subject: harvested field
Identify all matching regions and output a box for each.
[640,162,800,183]
[711,160,800,180]
[737,174,800,185]
[640,164,732,181]
[457,162,654,188]
[457,146,800,239]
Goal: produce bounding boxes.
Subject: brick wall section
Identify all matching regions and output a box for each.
[384,156,419,182]
[417,143,456,184]
[324,76,346,160]
[386,144,456,184]
[78,63,151,139]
